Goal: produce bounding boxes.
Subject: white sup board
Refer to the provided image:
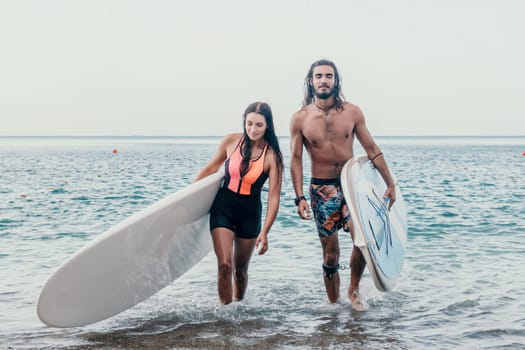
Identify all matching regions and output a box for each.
[340,155,408,292]
[37,171,224,328]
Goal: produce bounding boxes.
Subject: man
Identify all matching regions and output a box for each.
[289,59,396,311]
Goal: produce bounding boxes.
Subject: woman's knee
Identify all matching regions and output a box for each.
[233,267,248,282]
[218,260,232,277]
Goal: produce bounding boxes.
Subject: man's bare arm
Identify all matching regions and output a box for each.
[353,108,396,207]
[290,113,305,197]
[289,112,311,219]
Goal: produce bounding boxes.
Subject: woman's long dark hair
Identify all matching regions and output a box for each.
[240,102,284,176]
[302,59,345,111]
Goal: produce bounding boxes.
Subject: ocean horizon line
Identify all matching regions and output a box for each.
[1,134,524,138]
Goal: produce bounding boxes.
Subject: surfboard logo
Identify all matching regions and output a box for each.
[366,188,393,255]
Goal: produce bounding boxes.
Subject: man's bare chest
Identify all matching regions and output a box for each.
[303,115,354,146]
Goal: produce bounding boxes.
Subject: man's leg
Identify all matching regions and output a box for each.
[347,219,367,311]
[320,233,340,303]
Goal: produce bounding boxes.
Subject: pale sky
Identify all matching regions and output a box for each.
[1,0,524,136]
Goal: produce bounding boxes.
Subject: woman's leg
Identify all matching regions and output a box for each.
[211,227,235,304]
[232,237,257,301]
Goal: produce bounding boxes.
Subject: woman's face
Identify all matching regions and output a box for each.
[245,112,267,142]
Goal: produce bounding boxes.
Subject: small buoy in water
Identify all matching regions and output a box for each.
[522,151,525,156]
[112,149,118,154]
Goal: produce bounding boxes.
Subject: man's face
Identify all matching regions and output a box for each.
[311,65,336,100]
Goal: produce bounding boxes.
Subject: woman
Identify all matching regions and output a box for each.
[194,102,283,304]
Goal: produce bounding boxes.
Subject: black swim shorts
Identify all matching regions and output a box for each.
[209,187,262,239]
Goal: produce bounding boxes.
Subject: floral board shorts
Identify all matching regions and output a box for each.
[309,178,351,237]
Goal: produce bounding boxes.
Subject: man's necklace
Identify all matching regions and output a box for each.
[314,101,334,115]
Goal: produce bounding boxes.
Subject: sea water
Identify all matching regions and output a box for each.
[1,136,524,349]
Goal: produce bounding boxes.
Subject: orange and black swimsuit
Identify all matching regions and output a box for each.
[209,137,269,238]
